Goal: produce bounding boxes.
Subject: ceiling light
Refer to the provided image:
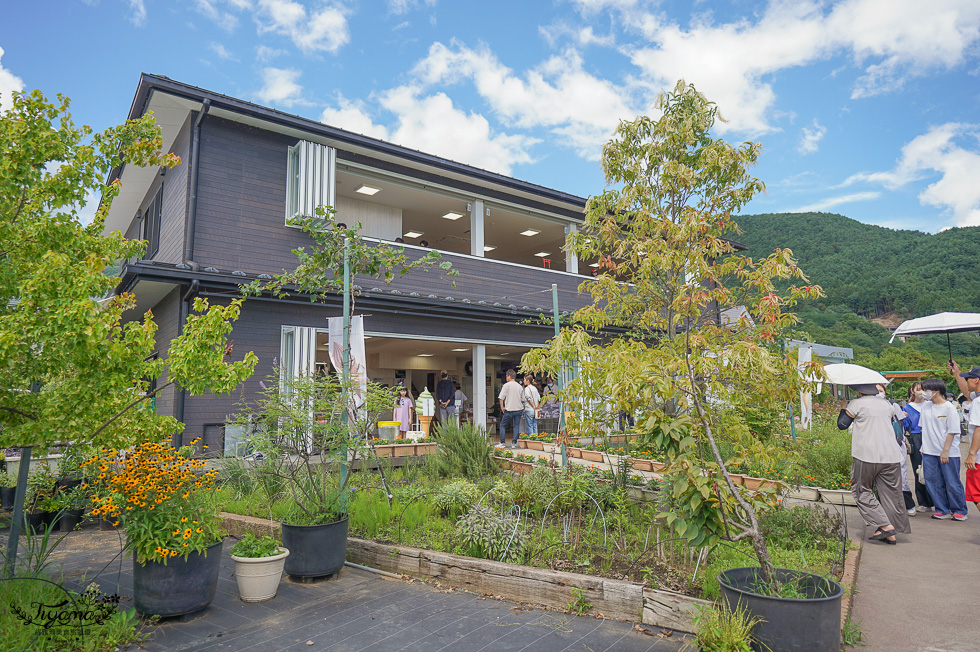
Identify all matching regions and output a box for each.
[483,245,496,252]
[355,184,381,195]
[520,229,540,237]
[404,231,424,239]
[534,252,551,257]
[417,353,434,357]
[451,348,468,352]
[442,211,464,220]
[589,262,600,268]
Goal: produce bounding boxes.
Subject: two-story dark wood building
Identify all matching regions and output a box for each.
[105,74,603,451]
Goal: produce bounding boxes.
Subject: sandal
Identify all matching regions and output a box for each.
[869,528,897,541]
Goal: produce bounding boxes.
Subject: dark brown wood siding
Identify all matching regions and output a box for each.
[150,287,180,419]
[158,116,191,264]
[191,117,593,314]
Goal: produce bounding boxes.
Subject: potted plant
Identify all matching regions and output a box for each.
[85,440,225,617]
[0,470,15,511]
[230,533,289,602]
[50,485,87,532]
[522,82,837,652]
[237,371,395,581]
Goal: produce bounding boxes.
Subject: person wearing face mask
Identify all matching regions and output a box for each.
[838,383,910,544]
[919,378,968,521]
[902,382,933,512]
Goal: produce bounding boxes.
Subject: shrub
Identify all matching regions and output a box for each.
[433,480,478,517]
[759,504,843,551]
[456,505,526,562]
[427,422,496,478]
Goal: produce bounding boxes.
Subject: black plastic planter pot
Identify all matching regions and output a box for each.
[0,486,14,511]
[718,567,843,652]
[133,540,222,617]
[281,517,349,580]
[23,511,46,533]
[59,509,84,532]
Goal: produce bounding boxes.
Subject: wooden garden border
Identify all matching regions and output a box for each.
[219,512,861,635]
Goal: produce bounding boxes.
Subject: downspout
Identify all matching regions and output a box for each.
[173,279,200,446]
[183,99,211,267]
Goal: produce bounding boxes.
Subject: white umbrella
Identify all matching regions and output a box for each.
[889,311,980,359]
[823,363,889,387]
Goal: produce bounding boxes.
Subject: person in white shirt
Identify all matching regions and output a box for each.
[452,382,467,426]
[497,369,524,447]
[521,375,540,436]
[839,384,910,544]
[918,378,968,520]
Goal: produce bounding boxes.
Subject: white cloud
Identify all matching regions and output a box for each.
[255,0,350,54]
[320,86,538,175]
[320,95,391,140]
[412,41,636,158]
[791,191,881,213]
[844,123,980,226]
[0,47,25,112]
[621,0,980,134]
[209,42,237,61]
[388,0,436,15]
[256,67,303,106]
[797,120,826,155]
[194,0,241,32]
[255,44,285,62]
[127,0,147,26]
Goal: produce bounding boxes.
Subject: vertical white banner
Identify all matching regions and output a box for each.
[328,316,366,411]
[798,344,813,430]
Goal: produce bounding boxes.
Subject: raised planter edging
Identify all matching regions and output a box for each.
[220,512,706,631]
[346,536,709,631]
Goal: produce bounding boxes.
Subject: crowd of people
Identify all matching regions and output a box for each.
[389,369,558,442]
[841,360,980,545]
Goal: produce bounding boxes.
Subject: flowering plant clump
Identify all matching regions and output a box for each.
[84,440,223,564]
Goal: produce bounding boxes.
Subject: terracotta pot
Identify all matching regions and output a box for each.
[525,441,545,451]
[372,445,394,458]
[742,476,778,491]
[391,443,416,457]
[649,460,667,472]
[517,440,528,449]
[566,447,583,458]
[726,473,745,486]
[630,459,654,472]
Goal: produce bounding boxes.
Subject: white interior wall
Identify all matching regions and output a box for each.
[336,195,402,240]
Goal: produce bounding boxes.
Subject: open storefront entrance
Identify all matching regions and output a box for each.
[281,326,542,431]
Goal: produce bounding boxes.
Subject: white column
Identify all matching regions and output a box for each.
[565,224,579,274]
[472,344,487,431]
[470,199,485,257]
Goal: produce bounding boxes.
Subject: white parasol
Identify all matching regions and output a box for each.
[889,311,980,359]
[822,363,889,387]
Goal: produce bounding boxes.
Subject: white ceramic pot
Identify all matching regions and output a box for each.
[231,547,289,602]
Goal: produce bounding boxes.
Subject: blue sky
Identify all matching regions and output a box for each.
[2,0,979,232]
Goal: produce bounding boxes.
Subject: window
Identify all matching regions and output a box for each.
[142,186,163,258]
[285,140,336,225]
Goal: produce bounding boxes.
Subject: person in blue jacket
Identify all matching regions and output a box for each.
[903,382,933,512]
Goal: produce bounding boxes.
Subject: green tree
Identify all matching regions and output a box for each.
[525,81,821,585]
[0,90,257,451]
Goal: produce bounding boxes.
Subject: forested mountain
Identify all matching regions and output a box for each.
[733,212,980,366]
